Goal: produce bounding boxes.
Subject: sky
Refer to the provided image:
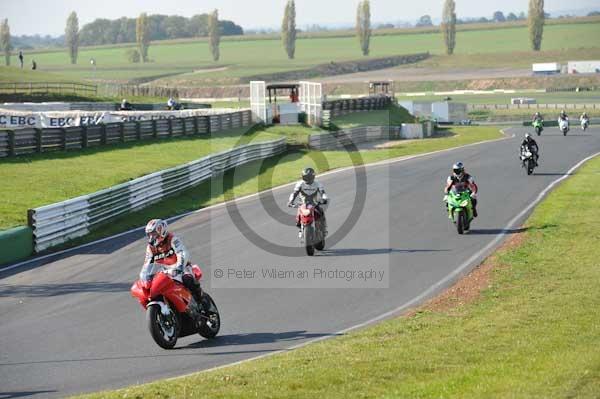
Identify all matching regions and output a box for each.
[0,0,598,36]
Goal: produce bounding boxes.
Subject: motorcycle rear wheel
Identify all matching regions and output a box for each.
[198,294,221,339]
[527,159,534,175]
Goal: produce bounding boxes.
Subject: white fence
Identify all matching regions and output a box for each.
[308,124,433,150]
[468,103,600,110]
[28,138,287,252]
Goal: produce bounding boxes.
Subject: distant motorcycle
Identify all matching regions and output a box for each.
[520,146,536,175]
[532,119,544,136]
[581,117,589,131]
[131,263,220,349]
[558,118,570,136]
[444,186,474,235]
[291,200,326,256]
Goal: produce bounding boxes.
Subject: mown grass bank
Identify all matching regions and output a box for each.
[0,126,278,230]
[76,148,600,399]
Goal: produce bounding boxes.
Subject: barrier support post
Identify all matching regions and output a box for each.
[61,128,67,150]
[35,128,42,153]
[101,124,107,146]
[82,126,88,149]
[8,130,15,157]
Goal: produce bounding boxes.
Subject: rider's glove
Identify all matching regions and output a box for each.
[287,202,294,208]
[321,199,328,205]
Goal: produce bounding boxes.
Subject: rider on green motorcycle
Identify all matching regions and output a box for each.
[532,112,543,122]
[444,162,479,217]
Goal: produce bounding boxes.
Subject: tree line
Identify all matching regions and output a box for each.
[78,14,242,46]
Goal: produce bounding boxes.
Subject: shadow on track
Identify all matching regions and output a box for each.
[318,248,450,256]
[0,391,57,399]
[468,224,557,235]
[0,281,130,297]
[182,330,337,350]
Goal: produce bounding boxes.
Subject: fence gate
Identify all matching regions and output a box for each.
[299,81,323,126]
[250,81,267,124]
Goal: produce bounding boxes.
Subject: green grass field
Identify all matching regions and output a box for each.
[75,140,600,399]
[0,126,279,230]
[9,21,600,84]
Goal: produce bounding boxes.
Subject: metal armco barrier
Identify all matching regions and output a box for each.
[0,110,252,158]
[27,138,286,252]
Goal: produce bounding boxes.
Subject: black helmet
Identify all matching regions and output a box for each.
[302,167,315,184]
[452,162,464,177]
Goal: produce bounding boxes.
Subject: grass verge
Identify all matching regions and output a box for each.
[75,146,600,399]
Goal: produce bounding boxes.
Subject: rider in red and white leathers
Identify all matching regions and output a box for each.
[139,219,203,303]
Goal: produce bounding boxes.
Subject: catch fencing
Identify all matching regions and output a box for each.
[27,137,287,252]
[0,102,210,112]
[0,110,252,158]
[0,82,97,96]
[321,96,392,127]
[469,103,600,110]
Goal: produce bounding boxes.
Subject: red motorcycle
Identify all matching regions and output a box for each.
[130,263,220,349]
[293,200,326,256]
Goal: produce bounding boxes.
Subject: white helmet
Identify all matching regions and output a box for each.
[145,219,168,247]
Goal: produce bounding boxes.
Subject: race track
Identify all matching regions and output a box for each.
[1,126,599,398]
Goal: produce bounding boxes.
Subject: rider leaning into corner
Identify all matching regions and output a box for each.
[287,167,329,235]
[444,162,479,217]
[521,133,540,166]
[139,219,204,304]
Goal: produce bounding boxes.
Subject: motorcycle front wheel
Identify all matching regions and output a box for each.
[456,209,468,235]
[303,225,315,256]
[527,158,535,175]
[147,304,179,349]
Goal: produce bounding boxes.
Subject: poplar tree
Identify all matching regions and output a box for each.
[281,0,297,59]
[356,0,371,56]
[136,13,150,62]
[441,0,456,55]
[528,0,545,51]
[65,12,80,64]
[208,9,221,61]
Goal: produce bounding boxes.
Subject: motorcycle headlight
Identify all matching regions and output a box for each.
[460,200,469,207]
[301,208,311,216]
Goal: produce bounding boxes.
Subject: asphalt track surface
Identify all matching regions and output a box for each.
[1,126,599,398]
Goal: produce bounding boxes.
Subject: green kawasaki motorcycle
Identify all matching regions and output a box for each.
[445,186,474,234]
[532,119,544,136]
